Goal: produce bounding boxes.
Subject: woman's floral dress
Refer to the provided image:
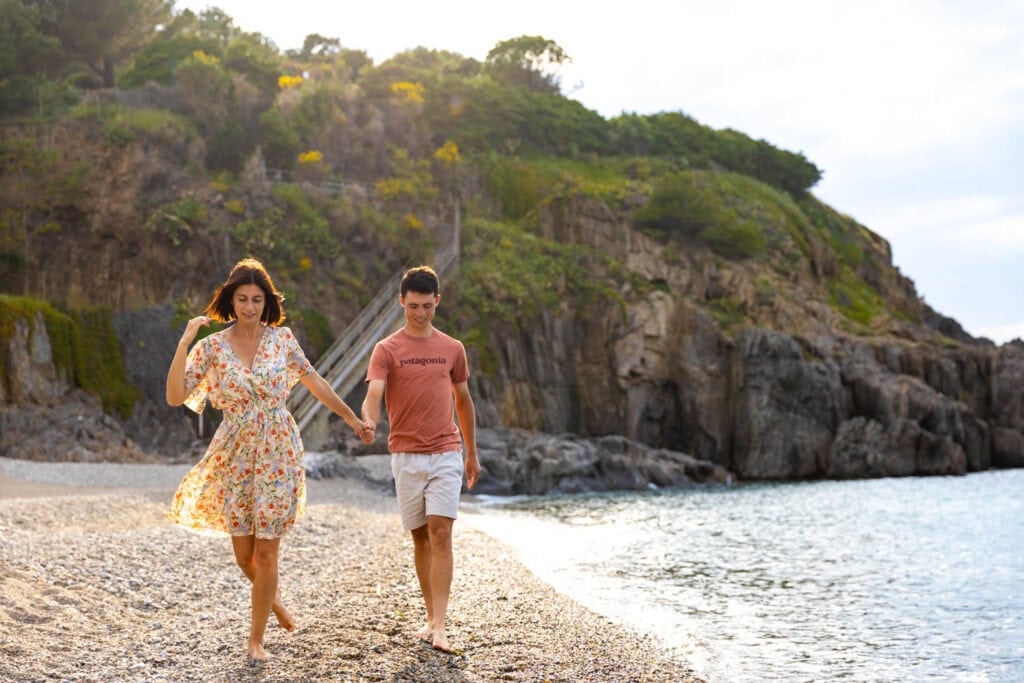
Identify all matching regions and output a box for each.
[167,325,312,539]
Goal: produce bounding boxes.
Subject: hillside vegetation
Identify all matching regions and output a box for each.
[0,2,959,418]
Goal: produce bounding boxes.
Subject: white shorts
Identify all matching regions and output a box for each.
[391,451,464,531]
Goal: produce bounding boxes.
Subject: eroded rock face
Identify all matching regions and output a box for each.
[5,313,70,405]
[466,198,1024,481]
[0,312,152,462]
[730,329,846,479]
[112,306,196,458]
[0,390,149,462]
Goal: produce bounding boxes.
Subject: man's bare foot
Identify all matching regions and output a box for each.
[272,600,295,632]
[432,627,452,653]
[248,642,272,660]
[414,622,432,640]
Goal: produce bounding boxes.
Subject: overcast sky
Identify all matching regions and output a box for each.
[176,0,1024,344]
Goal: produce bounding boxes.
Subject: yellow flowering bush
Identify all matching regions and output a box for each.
[192,50,219,64]
[278,75,304,89]
[402,213,424,231]
[390,81,425,104]
[224,199,245,215]
[434,140,461,165]
[374,148,438,205]
[299,257,312,271]
[295,150,328,182]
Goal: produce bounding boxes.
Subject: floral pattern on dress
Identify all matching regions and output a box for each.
[167,325,312,539]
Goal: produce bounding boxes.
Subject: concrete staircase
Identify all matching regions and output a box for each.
[288,212,460,441]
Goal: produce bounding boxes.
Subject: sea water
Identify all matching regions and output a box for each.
[466,468,1024,682]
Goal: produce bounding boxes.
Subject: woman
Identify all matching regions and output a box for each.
[165,258,371,660]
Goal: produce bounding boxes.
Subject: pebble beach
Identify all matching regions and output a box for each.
[0,457,698,682]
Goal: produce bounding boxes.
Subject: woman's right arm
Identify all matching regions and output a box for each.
[166,316,210,406]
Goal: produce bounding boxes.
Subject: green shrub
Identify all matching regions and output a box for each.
[232,208,286,258]
[258,108,301,170]
[635,170,807,259]
[206,121,250,173]
[145,197,208,245]
[455,217,620,326]
[701,220,766,258]
[829,270,886,325]
[120,35,222,88]
[485,156,545,220]
[707,296,747,332]
[609,111,821,194]
[103,123,136,147]
[295,308,332,357]
[120,108,195,142]
[272,184,340,258]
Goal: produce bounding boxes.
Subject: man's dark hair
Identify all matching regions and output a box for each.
[400,265,440,297]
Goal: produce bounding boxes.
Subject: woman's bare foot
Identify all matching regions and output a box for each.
[432,627,452,653]
[414,623,432,640]
[248,641,272,660]
[272,599,295,632]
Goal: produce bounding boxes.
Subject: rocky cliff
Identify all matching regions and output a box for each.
[3,121,1023,487]
[0,310,154,462]
[463,197,1024,480]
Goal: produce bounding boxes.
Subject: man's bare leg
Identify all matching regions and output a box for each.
[426,515,454,652]
[410,524,434,639]
[232,536,295,631]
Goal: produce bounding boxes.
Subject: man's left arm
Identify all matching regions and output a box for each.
[453,381,479,489]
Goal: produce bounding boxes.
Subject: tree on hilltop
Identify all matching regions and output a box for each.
[0,0,62,114]
[484,35,569,94]
[28,0,173,88]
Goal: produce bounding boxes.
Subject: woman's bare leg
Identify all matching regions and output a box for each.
[231,535,294,632]
[246,537,281,659]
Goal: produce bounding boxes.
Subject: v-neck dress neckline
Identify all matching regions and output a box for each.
[224,326,267,372]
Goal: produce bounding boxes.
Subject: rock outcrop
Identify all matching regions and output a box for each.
[4,135,1023,484]
[307,428,732,496]
[0,390,149,462]
[0,312,150,462]
[471,428,732,495]
[462,197,1024,481]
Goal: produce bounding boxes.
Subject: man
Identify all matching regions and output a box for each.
[361,265,480,653]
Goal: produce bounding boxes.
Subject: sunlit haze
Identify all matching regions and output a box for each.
[175,0,1024,343]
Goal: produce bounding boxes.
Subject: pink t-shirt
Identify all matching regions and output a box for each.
[366,328,469,454]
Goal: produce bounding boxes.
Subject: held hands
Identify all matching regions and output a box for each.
[354,419,375,444]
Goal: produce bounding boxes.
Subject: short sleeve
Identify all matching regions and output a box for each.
[282,327,312,388]
[183,337,214,414]
[365,341,390,383]
[450,341,469,384]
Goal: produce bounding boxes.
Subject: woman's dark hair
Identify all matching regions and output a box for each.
[205,258,286,325]
[400,265,440,297]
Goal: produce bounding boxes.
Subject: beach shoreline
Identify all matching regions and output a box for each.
[0,457,699,682]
